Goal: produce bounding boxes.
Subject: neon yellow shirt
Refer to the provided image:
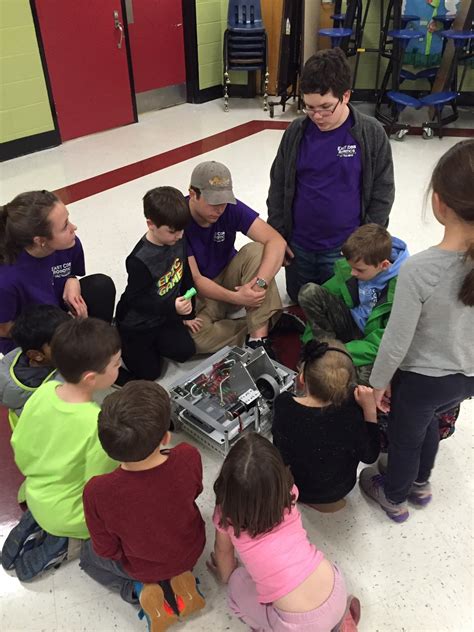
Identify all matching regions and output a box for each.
[11,380,117,539]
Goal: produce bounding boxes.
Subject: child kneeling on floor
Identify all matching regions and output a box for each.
[272,340,380,513]
[80,380,206,630]
[0,304,69,429]
[299,223,408,385]
[2,318,120,580]
[208,432,360,631]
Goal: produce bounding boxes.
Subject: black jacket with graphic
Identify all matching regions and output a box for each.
[116,236,195,331]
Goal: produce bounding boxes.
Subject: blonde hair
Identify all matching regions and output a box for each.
[302,339,355,407]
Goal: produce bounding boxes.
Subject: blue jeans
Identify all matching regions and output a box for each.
[285,242,343,304]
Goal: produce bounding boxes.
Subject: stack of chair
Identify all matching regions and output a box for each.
[223,1,269,111]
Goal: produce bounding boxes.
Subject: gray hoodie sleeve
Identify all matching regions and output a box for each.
[0,349,30,412]
[369,261,423,388]
[363,124,395,228]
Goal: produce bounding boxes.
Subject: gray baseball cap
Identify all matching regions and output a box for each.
[190,161,236,205]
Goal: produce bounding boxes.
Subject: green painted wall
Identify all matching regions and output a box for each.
[0,0,55,143]
[196,0,246,90]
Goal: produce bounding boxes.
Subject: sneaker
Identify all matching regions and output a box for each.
[376,453,388,475]
[170,571,206,619]
[408,481,432,507]
[135,582,179,632]
[359,467,409,523]
[245,336,277,360]
[271,310,306,336]
[1,510,42,570]
[14,533,68,581]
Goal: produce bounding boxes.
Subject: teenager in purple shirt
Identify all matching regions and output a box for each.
[185,161,286,357]
[0,191,115,355]
[267,48,395,303]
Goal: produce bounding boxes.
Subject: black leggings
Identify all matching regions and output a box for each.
[79,274,116,323]
[385,370,474,503]
[119,321,195,380]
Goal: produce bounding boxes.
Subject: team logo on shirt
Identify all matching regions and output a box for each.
[337,144,357,158]
[157,258,183,296]
[51,262,72,278]
[214,231,226,243]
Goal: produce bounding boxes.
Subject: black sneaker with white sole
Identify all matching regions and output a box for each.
[245,336,277,360]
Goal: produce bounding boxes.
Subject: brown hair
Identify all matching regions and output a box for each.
[143,186,190,230]
[0,191,58,264]
[51,318,121,384]
[342,224,392,266]
[98,381,171,462]
[302,339,355,407]
[214,433,295,538]
[300,47,351,99]
[431,139,474,306]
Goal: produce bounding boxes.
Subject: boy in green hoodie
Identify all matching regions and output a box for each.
[299,224,409,384]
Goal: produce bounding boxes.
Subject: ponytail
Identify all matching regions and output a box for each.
[0,191,58,265]
[459,242,474,307]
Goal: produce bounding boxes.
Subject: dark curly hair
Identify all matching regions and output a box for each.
[300,48,351,99]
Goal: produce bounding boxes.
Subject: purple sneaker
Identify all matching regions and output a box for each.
[359,467,409,523]
[408,481,432,507]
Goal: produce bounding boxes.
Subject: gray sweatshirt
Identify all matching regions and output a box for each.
[370,247,474,388]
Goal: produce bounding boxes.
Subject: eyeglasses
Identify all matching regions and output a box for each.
[302,100,341,117]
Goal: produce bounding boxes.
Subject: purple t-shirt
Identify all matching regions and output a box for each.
[0,238,85,354]
[185,198,258,279]
[292,115,362,251]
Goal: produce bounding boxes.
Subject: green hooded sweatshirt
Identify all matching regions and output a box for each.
[301,259,398,367]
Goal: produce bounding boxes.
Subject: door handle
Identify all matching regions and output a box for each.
[113,10,124,49]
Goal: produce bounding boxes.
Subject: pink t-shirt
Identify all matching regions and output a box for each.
[212,485,324,603]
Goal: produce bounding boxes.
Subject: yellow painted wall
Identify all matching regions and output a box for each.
[0,0,55,143]
[196,0,247,90]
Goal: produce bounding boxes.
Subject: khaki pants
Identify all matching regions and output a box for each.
[192,242,282,354]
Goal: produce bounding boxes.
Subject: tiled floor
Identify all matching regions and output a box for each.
[1,98,473,632]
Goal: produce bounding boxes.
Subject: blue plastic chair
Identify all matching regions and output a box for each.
[331,13,346,27]
[400,14,420,29]
[318,27,353,48]
[434,14,456,29]
[386,91,422,139]
[419,92,458,139]
[223,1,268,111]
[228,1,264,32]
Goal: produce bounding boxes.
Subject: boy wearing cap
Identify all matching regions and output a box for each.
[185,161,286,356]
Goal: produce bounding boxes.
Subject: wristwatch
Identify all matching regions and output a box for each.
[255,277,268,290]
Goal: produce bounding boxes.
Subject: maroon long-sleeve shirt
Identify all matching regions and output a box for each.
[83,443,206,582]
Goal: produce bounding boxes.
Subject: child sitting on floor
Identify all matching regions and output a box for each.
[115,186,201,383]
[80,380,206,631]
[299,223,408,384]
[0,304,69,429]
[2,318,120,580]
[272,340,380,512]
[208,432,360,631]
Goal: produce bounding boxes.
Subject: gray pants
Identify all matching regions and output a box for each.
[298,283,372,385]
[79,539,137,603]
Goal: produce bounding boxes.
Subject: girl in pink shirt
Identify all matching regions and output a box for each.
[208,433,360,631]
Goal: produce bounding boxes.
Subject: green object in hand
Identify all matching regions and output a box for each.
[183,287,197,300]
